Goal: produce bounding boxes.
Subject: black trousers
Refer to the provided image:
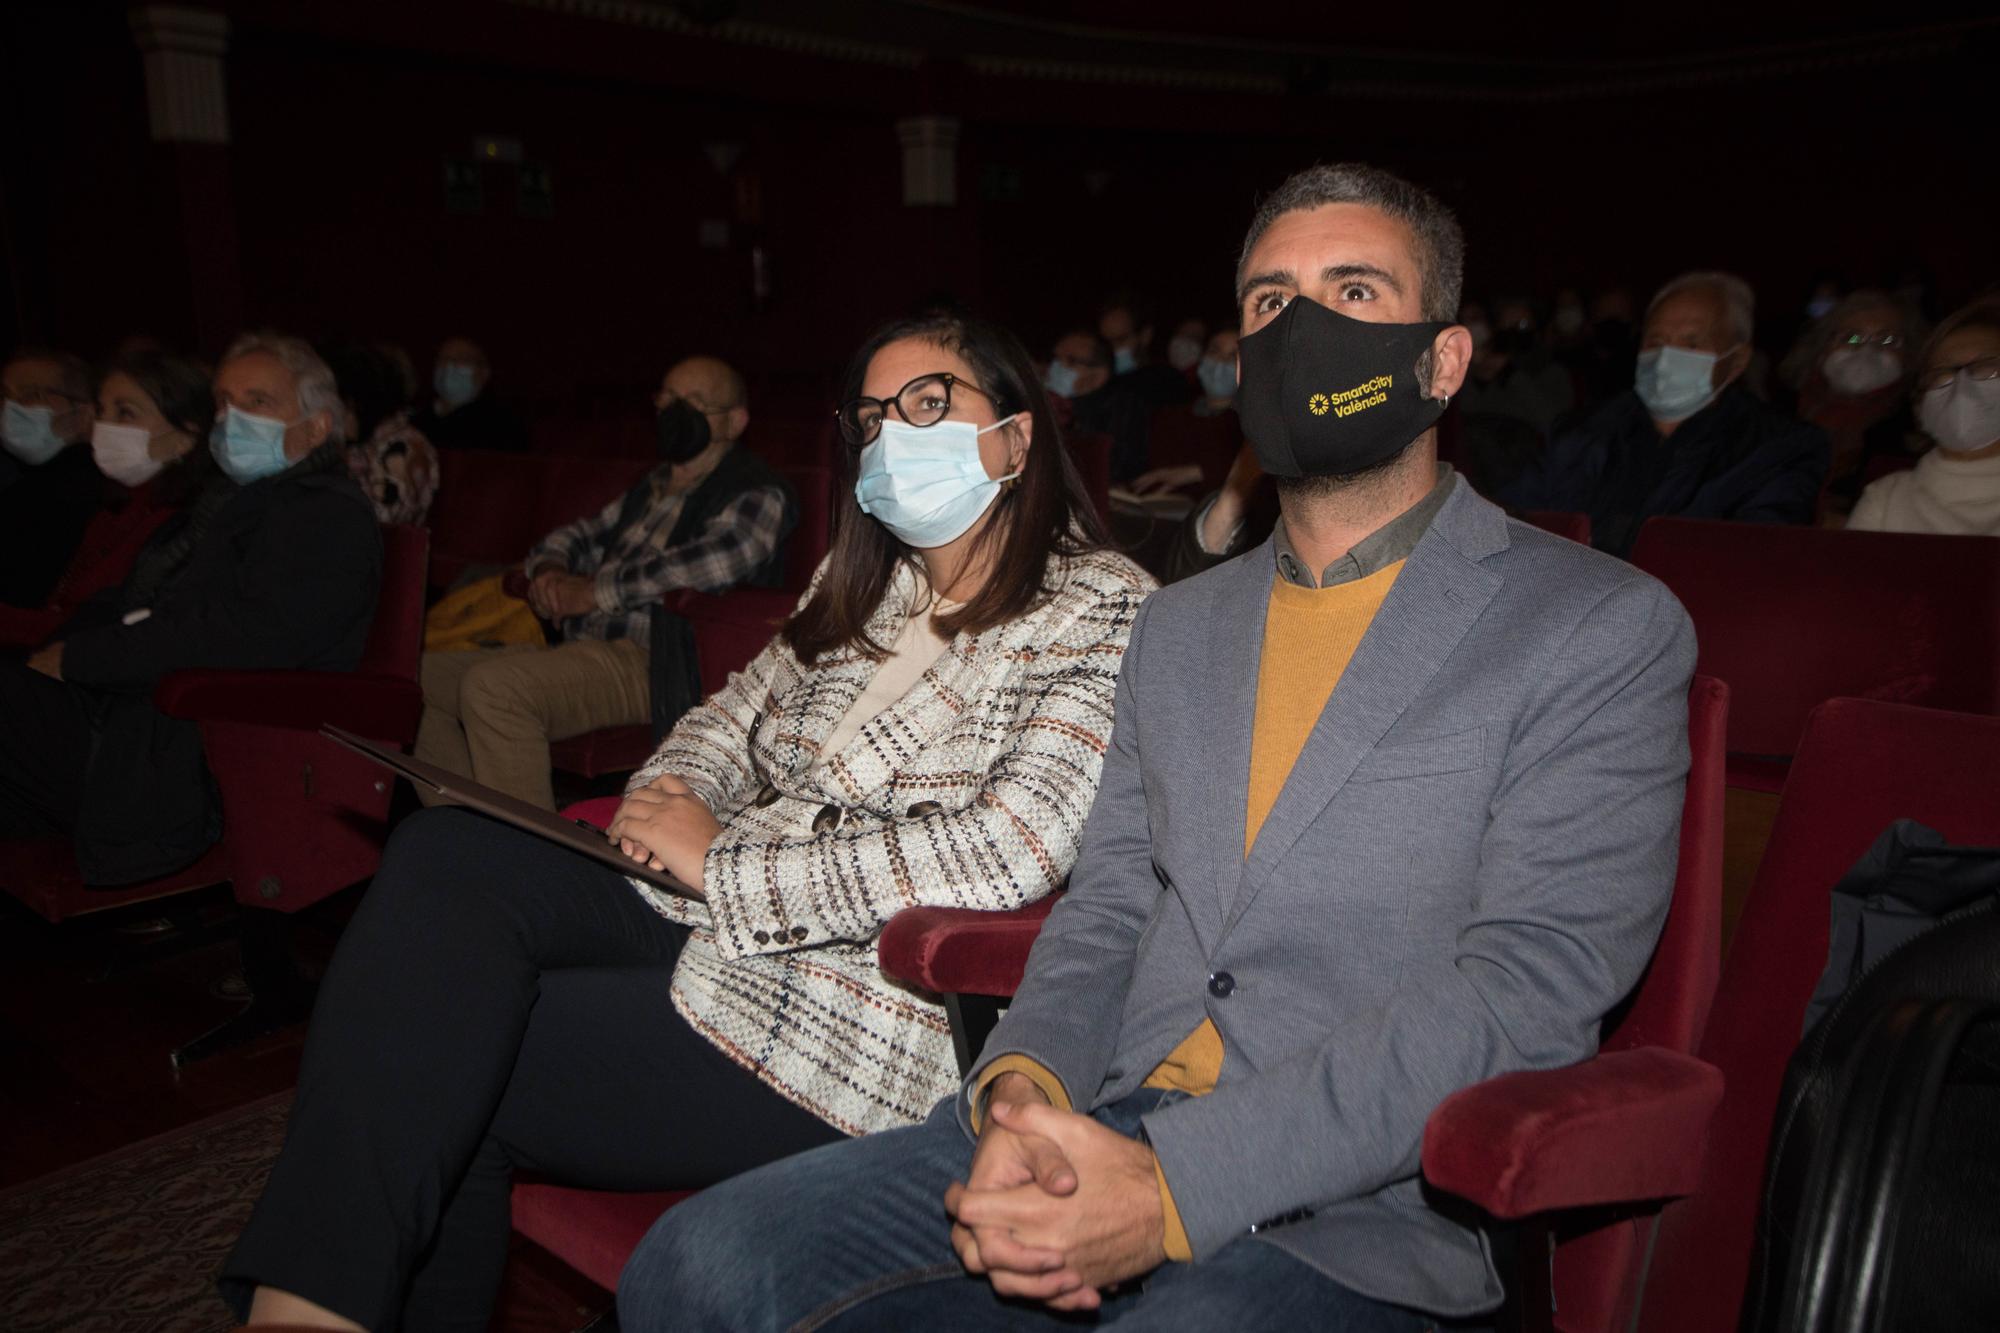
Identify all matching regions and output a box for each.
[220,808,845,1331]
[0,660,89,837]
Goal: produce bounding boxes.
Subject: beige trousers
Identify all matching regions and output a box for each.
[415,638,651,811]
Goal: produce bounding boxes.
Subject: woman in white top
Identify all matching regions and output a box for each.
[1850,299,2000,536]
[224,312,1156,1332]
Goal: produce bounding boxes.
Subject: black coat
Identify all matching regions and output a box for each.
[1499,385,1831,557]
[58,449,382,883]
[0,443,104,607]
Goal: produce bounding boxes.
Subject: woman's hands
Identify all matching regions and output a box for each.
[606,773,720,896]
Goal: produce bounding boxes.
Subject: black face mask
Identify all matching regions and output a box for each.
[1236,296,1450,479]
[655,399,712,463]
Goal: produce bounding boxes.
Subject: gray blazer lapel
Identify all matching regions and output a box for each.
[1221,491,1507,938]
[1208,546,1277,929]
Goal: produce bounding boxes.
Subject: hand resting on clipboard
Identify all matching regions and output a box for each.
[321,725,700,899]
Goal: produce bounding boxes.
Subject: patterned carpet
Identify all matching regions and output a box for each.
[0,1092,291,1332]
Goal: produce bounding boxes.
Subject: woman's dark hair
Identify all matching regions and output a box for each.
[781,311,1109,665]
[102,349,219,503]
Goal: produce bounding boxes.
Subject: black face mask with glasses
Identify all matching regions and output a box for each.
[656,399,712,463]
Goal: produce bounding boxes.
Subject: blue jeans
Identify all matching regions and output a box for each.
[618,1089,1439,1332]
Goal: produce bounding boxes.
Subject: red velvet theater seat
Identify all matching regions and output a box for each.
[1,526,429,936]
[878,676,1730,1333]
[1636,698,2000,1333]
[1629,518,2000,791]
[1147,406,1242,494]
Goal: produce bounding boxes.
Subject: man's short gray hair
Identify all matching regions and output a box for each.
[1648,272,1756,348]
[221,330,345,445]
[1236,163,1465,323]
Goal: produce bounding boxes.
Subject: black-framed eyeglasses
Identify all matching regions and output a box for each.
[835,373,996,448]
[1835,331,1905,351]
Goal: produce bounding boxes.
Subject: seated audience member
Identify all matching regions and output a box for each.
[1849,298,2000,535]
[1,350,101,607]
[414,356,793,811]
[220,311,1154,1332]
[1,351,226,649]
[1497,270,1830,556]
[1165,317,1208,374]
[410,335,528,452]
[1100,299,1197,411]
[1456,296,1575,439]
[329,343,439,525]
[619,161,1692,1333]
[1125,331,1244,500]
[1047,329,1152,483]
[1791,290,1928,515]
[1193,328,1240,417]
[0,333,381,884]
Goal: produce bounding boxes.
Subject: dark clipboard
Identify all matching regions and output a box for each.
[321,725,699,899]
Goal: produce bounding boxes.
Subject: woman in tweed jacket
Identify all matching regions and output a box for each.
[223,312,1155,1332]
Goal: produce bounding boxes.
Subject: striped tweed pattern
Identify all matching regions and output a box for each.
[628,547,1154,1134]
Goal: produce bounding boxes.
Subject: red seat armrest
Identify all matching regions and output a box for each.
[155,669,425,741]
[1420,1046,1723,1219]
[878,898,1058,997]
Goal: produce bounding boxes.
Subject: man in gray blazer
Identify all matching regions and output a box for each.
[620,164,1695,1332]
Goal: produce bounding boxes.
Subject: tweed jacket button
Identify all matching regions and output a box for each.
[813,804,843,833]
[753,930,771,945]
[1208,971,1235,998]
[790,925,809,941]
[905,800,943,818]
[753,784,780,808]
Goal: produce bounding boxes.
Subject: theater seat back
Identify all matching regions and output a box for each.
[776,465,832,592]
[1639,698,2000,1332]
[1629,519,2000,763]
[358,525,430,680]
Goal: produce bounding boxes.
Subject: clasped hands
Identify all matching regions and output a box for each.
[945,1072,1168,1312]
[605,773,719,896]
[524,567,598,622]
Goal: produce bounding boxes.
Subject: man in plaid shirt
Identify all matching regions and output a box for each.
[416,355,795,810]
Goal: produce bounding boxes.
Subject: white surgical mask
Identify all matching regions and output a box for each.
[1112,346,1138,375]
[1636,345,1734,423]
[854,415,1021,548]
[2,400,67,464]
[210,404,299,483]
[1166,336,1202,372]
[1919,373,2000,455]
[1821,345,1902,397]
[1044,361,1080,399]
[1197,356,1237,400]
[91,420,168,487]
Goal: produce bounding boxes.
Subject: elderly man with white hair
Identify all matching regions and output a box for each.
[1500,270,1829,556]
[0,330,382,885]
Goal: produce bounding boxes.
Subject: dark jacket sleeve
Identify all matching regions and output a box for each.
[62,486,382,691]
[1727,418,1832,526]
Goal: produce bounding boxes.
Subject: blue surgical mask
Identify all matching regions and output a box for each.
[1112,346,1138,375]
[435,362,479,408]
[2,400,67,464]
[1197,357,1237,400]
[1635,345,1729,423]
[854,414,1021,548]
[210,404,297,483]
[1044,361,1081,399]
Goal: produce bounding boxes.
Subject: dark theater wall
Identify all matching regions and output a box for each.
[2,0,1987,417]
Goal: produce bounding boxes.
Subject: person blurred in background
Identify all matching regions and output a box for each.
[412,335,528,452]
[1848,298,2000,535]
[1193,328,1239,418]
[1498,270,1829,556]
[1,350,100,607]
[1099,298,1194,412]
[0,332,381,884]
[329,342,440,525]
[1164,317,1207,375]
[1456,296,1575,439]
[1047,328,1152,482]
[1789,291,1928,517]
